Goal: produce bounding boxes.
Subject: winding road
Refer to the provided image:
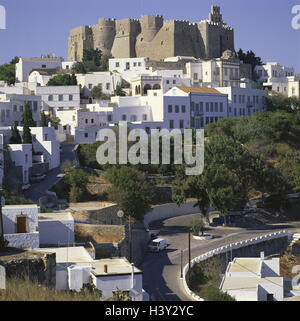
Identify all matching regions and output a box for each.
[140,213,300,301]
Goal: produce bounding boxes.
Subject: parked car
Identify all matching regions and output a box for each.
[243,206,256,214]
[30,173,46,183]
[148,238,167,252]
[212,216,234,225]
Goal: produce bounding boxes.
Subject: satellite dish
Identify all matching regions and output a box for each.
[117,210,124,218]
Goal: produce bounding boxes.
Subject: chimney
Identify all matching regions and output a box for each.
[104,264,108,273]
[131,263,135,289]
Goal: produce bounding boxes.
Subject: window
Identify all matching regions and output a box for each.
[166,80,170,84]
[107,115,112,122]
[181,105,186,113]
[143,114,147,121]
[191,102,194,112]
[48,95,53,101]
[168,105,172,113]
[173,80,176,84]
[126,62,130,70]
[69,95,73,101]
[85,119,88,124]
[42,64,46,68]
[180,120,184,129]
[169,120,174,129]
[205,117,209,125]
[193,73,198,80]
[122,115,127,121]
[215,103,218,112]
[138,62,141,67]
[33,101,38,112]
[133,62,137,67]
[195,104,199,113]
[13,105,17,112]
[20,106,24,112]
[59,95,63,101]
[44,134,48,141]
[210,103,213,112]
[25,154,28,163]
[239,95,242,104]
[130,115,137,122]
[116,62,119,67]
[6,110,10,119]
[206,103,209,112]
[220,103,223,113]
[84,133,88,138]
[88,84,93,90]
[175,105,179,113]
[233,95,237,104]
[91,119,94,124]
[106,83,110,90]
[200,102,203,112]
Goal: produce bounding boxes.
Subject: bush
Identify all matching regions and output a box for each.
[199,286,236,301]
[189,219,205,236]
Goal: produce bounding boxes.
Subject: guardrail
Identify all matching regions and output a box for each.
[182,230,291,301]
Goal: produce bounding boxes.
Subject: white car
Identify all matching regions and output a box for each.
[148,238,167,252]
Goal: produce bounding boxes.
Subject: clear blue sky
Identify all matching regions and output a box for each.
[0,0,299,72]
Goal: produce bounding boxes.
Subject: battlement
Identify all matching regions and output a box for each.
[98,18,116,27]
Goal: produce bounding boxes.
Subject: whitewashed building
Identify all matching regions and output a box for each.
[16,57,62,83]
[287,76,300,98]
[2,204,40,249]
[0,93,42,126]
[255,62,294,96]
[76,72,123,98]
[220,257,284,301]
[216,84,267,117]
[34,246,147,300]
[35,85,80,116]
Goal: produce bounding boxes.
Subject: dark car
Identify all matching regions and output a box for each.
[30,173,46,183]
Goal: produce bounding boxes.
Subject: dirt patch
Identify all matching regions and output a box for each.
[280,247,300,278]
[75,224,124,244]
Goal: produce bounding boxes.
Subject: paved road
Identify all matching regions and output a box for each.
[24,144,76,202]
[140,213,299,301]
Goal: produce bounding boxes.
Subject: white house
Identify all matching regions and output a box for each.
[2,204,40,249]
[255,62,294,95]
[16,57,62,83]
[76,72,123,98]
[62,61,76,70]
[0,93,42,126]
[35,85,80,116]
[220,256,284,301]
[287,76,300,98]
[216,84,267,117]
[7,144,32,186]
[38,212,74,246]
[34,246,147,300]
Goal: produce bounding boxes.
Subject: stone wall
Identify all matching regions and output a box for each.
[0,251,56,286]
[182,230,290,301]
[68,9,234,62]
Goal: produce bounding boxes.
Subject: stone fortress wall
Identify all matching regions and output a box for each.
[68,6,234,62]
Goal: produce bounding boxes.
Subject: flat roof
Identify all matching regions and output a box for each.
[176,86,222,94]
[38,212,74,222]
[91,258,142,277]
[221,277,283,292]
[229,258,262,274]
[34,247,94,264]
[3,204,38,209]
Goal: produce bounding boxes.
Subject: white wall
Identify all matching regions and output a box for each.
[16,58,62,83]
[38,219,74,245]
[4,232,39,249]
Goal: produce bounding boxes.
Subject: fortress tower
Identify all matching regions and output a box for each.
[91,18,116,55]
[68,6,234,62]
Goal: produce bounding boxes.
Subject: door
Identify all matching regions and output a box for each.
[16,216,28,233]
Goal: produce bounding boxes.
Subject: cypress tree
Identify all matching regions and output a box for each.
[22,122,32,144]
[22,104,36,127]
[9,121,22,144]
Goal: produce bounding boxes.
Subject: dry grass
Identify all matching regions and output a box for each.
[75,224,124,244]
[280,247,300,278]
[0,277,103,301]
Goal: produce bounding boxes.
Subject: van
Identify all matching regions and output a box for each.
[148,238,167,252]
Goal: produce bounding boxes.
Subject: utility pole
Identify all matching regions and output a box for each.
[180,250,183,279]
[129,215,132,263]
[188,229,191,288]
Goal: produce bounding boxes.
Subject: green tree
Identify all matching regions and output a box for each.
[91,85,103,100]
[41,112,48,127]
[22,104,36,127]
[22,123,32,144]
[189,219,205,236]
[113,84,126,97]
[9,121,22,144]
[72,62,86,74]
[65,169,89,202]
[237,49,263,80]
[47,74,77,86]
[105,167,153,221]
[100,53,113,71]
[0,63,16,85]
